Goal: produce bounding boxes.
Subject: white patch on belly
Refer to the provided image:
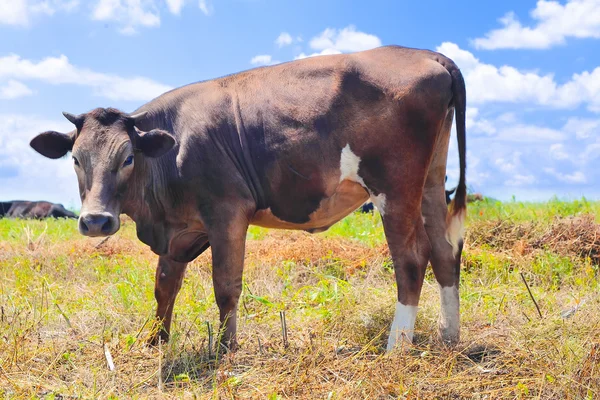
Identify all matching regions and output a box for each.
[340,144,386,215]
[439,285,459,343]
[339,144,365,186]
[386,302,418,351]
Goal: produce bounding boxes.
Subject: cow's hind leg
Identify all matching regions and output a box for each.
[422,112,463,345]
[423,179,462,345]
[381,196,432,351]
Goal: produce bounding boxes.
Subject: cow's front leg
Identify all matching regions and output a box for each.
[149,255,189,345]
[209,216,249,352]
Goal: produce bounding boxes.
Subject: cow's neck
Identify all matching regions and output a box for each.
[120,152,182,255]
[121,153,175,226]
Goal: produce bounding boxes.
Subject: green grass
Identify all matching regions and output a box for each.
[468,196,600,223]
[0,199,598,399]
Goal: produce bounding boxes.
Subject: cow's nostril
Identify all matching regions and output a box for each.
[101,218,113,234]
[79,219,89,233]
[79,213,114,236]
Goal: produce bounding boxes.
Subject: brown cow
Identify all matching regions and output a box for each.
[29,45,467,352]
[0,200,77,219]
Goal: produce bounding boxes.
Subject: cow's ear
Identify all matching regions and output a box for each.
[30,131,74,159]
[137,129,176,158]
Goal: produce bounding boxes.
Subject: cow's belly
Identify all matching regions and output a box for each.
[251,180,369,232]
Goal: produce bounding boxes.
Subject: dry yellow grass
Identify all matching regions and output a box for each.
[0,208,598,399]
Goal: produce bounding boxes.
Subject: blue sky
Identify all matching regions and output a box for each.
[0,0,599,208]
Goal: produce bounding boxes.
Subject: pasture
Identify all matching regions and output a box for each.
[0,199,598,399]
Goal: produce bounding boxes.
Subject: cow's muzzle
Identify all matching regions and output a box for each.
[79,212,119,237]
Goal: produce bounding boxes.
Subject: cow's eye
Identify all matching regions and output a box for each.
[73,156,80,167]
[123,155,134,167]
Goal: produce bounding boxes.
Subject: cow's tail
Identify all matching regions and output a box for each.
[445,64,467,257]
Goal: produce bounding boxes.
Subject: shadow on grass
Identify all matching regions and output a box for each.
[160,349,218,389]
[464,343,502,364]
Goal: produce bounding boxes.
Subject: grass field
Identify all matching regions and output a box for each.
[0,198,599,399]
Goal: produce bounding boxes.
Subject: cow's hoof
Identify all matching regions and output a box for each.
[147,332,169,347]
[217,339,238,354]
[438,327,459,347]
[385,334,413,353]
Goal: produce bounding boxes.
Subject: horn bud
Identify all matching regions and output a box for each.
[129,111,148,124]
[62,112,83,126]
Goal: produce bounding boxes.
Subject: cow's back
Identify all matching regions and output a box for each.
[231,46,453,225]
[6,201,32,218]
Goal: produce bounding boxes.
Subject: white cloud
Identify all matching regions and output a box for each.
[494,152,537,187]
[289,25,381,61]
[93,76,172,100]
[3,1,211,31]
[463,153,490,187]
[92,0,212,32]
[0,0,78,26]
[309,26,382,53]
[563,117,600,139]
[198,0,212,16]
[473,0,600,50]
[29,1,55,15]
[250,54,280,66]
[496,124,566,142]
[557,68,600,112]
[492,152,537,187]
[494,152,530,174]
[437,42,600,112]
[58,0,79,11]
[466,107,496,135]
[583,143,600,162]
[0,0,29,26]
[544,168,587,183]
[276,32,293,47]
[265,26,380,61]
[294,48,342,60]
[165,0,184,14]
[549,143,570,160]
[437,42,555,105]
[505,174,536,187]
[0,54,172,101]
[0,80,34,99]
[449,109,600,195]
[93,0,160,35]
[0,114,79,204]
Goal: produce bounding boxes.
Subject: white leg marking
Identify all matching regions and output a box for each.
[446,209,465,257]
[386,302,418,351]
[370,193,386,216]
[439,285,460,344]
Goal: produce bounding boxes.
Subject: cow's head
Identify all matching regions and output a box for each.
[30,108,175,237]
